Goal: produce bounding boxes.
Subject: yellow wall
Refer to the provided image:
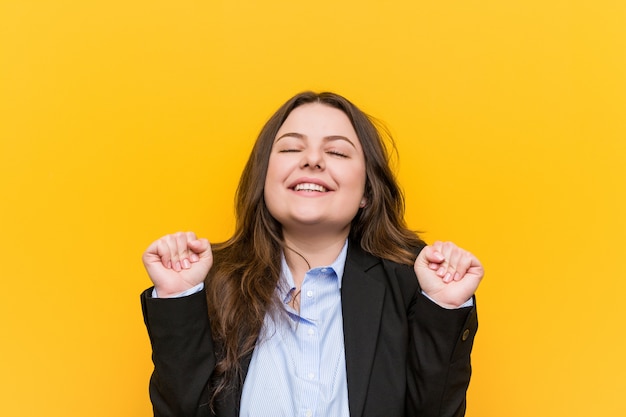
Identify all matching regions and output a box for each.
[1,1,624,415]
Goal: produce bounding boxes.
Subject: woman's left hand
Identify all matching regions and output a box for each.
[414,241,484,308]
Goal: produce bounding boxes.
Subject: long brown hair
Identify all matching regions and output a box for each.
[205,91,424,401]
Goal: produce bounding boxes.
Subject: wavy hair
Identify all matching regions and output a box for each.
[205,91,424,403]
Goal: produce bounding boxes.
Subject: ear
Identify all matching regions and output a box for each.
[359,198,367,208]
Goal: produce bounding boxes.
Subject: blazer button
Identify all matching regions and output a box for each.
[462,329,470,341]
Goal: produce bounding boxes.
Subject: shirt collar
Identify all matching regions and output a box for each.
[278,239,349,302]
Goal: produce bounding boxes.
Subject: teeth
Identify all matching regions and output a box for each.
[294,183,327,192]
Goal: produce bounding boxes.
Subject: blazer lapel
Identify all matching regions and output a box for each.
[341,243,386,417]
[214,351,253,417]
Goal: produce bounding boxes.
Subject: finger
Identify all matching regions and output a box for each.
[429,241,448,275]
[442,246,463,283]
[185,231,198,242]
[416,243,446,278]
[420,245,445,264]
[431,240,445,255]
[165,233,184,272]
[429,242,450,278]
[436,264,447,279]
[142,239,167,268]
[183,231,200,263]
[174,232,192,270]
[451,252,474,281]
[432,241,460,281]
[188,238,211,261]
[155,238,173,269]
[437,241,458,260]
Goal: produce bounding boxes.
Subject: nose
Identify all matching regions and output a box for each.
[301,148,325,170]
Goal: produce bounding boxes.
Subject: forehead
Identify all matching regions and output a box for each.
[277,103,358,139]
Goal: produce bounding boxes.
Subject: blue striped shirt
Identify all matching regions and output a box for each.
[239,241,350,417]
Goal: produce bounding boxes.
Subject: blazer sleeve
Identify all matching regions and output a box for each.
[141,288,215,417]
[397,265,479,417]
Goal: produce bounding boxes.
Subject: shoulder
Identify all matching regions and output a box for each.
[345,241,422,306]
[347,239,422,280]
[380,258,421,299]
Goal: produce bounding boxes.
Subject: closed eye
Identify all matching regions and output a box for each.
[278,149,301,153]
[327,150,348,158]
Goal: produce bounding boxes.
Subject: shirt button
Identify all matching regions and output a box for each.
[306,290,314,298]
[307,372,315,380]
[321,268,328,273]
[305,410,312,417]
[307,328,314,336]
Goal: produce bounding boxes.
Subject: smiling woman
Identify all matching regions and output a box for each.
[265,103,367,238]
[140,91,484,417]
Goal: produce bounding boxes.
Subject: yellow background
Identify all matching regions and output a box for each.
[1,0,625,416]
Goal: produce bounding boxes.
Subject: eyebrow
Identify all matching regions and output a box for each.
[275,132,357,149]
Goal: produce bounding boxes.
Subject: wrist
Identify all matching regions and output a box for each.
[153,283,203,298]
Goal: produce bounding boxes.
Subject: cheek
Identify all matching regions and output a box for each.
[264,156,278,185]
[349,165,367,191]
[263,180,278,220]
[266,153,288,177]
[339,171,367,206]
[263,158,283,204]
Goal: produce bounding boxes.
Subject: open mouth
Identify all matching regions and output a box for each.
[293,183,328,192]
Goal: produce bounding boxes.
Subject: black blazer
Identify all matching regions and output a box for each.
[141,243,478,417]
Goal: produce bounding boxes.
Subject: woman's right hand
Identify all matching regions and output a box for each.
[142,231,213,298]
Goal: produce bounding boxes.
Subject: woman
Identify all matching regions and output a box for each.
[141,91,484,417]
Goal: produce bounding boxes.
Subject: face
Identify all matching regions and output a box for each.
[264,103,367,235]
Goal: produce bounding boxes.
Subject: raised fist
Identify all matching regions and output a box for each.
[142,231,213,298]
[414,241,484,308]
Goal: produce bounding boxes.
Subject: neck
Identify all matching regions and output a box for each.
[282,227,349,288]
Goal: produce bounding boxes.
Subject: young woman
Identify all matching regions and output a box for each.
[141,91,484,417]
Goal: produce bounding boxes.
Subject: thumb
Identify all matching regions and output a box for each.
[187,238,212,261]
[417,245,445,265]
